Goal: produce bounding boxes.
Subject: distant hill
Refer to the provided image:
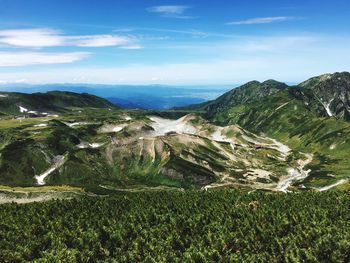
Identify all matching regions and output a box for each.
[0,84,231,110]
[0,91,117,115]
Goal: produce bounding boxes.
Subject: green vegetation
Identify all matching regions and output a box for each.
[1,190,350,262]
[0,90,116,116]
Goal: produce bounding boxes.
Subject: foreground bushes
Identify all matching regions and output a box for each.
[1,190,350,262]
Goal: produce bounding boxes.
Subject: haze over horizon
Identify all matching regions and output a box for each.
[0,0,350,85]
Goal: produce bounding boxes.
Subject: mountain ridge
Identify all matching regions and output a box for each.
[0,90,117,116]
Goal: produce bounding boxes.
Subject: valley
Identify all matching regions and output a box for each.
[0,72,349,202]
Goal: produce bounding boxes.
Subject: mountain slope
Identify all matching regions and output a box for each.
[206,72,350,188]
[0,110,313,192]
[297,72,350,120]
[183,80,288,116]
[0,91,117,116]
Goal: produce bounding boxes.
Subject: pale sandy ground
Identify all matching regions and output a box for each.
[276,153,313,193]
[148,116,197,136]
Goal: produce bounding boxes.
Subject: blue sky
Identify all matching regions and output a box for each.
[0,0,350,85]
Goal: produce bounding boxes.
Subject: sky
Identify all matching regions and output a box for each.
[0,0,350,85]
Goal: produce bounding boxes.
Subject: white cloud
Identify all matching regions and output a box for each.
[0,52,89,66]
[0,34,349,84]
[71,35,132,47]
[146,5,194,19]
[0,28,64,47]
[119,45,143,50]
[0,28,138,48]
[227,16,293,25]
[147,5,189,14]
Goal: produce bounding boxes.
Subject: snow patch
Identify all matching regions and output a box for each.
[65,121,96,127]
[34,123,48,127]
[0,94,8,98]
[19,106,28,113]
[324,98,334,117]
[99,124,127,133]
[35,155,66,185]
[329,143,337,150]
[77,142,105,149]
[317,179,348,191]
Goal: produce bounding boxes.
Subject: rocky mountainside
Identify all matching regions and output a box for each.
[0,90,116,116]
[204,72,350,189]
[296,72,350,120]
[184,79,288,117]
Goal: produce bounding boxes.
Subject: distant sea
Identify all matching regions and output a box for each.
[0,84,234,110]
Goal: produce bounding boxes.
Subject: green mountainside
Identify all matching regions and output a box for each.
[0,72,350,194]
[199,72,350,188]
[184,79,288,116]
[0,90,116,116]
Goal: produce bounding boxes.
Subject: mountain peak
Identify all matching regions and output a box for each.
[299,71,350,88]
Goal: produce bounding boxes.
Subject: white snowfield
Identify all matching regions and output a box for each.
[19,106,28,113]
[0,94,8,98]
[99,124,127,133]
[34,123,48,127]
[35,155,66,185]
[77,142,105,149]
[65,121,97,127]
[316,179,349,192]
[149,116,197,136]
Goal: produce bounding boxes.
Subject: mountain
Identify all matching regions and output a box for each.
[200,72,350,189]
[0,84,231,110]
[183,79,288,116]
[296,72,350,120]
[0,111,309,191]
[0,91,116,116]
[190,72,350,121]
[0,73,349,193]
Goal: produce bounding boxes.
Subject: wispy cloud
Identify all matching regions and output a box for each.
[146,5,194,19]
[0,52,89,67]
[227,16,293,25]
[0,29,64,47]
[71,35,133,47]
[0,28,140,48]
[1,33,348,84]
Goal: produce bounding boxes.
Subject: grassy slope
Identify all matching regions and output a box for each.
[0,90,116,115]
